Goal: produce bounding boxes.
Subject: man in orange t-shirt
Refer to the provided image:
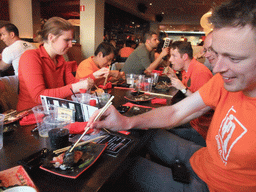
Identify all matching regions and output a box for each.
[88,0,256,191]
[167,41,213,146]
[76,42,125,86]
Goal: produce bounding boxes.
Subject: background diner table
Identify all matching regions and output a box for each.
[0,82,182,192]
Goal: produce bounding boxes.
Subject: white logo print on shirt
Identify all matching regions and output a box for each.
[215,106,247,165]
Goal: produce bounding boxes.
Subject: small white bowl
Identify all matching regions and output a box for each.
[4,186,37,192]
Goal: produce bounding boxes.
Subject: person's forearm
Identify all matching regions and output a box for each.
[145,55,164,73]
[127,91,207,130]
[0,60,10,71]
[174,106,212,127]
[128,106,182,130]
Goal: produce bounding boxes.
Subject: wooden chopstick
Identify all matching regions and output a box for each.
[140,91,173,98]
[68,96,114,152]
[103,65,111,86]
[94,84,99,89]
[53,135,106,154]
[4,110,17,120]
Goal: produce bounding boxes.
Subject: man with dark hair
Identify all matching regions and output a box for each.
[122,31,169,75]
[76,42,124,86]
[0,23,36,76]
[88,0,256,191]
[166,40,213,145]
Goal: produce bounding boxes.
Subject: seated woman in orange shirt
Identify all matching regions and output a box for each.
[17,17,94,111]
[76,42,125,86]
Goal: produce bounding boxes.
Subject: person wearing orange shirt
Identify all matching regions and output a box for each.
[166,41,213,146]
[76,42,125,86]
[118,40,135,58]
[88,0,256,191]
[17,17,93,111]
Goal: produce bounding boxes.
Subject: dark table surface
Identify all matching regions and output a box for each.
[0,86,180,192]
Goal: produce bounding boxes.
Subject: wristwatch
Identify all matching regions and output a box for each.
[181,87,188,94]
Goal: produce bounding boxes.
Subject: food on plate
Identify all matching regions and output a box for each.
[163,66,170,74]
[134,95,151,101]
[154,81,171,90]
[43,143,96,171]
[95,88,105,96]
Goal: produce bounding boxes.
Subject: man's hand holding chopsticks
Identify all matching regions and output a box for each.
[87,105,131,132]
[93,67,110,79]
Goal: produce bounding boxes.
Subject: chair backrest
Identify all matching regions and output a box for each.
[111,62,125,71]
[0,76,19,113]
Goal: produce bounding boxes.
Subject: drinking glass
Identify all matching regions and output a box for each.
[135,75,145,91]
[151,73,159,86]
[0,114,5,149]
[126,74,137,88]
[32,105,58,137]
[143,77,153,92]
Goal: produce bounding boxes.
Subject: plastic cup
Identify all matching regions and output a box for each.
[97,93,111,107]
[0,114,5,150]
[135,75,145,91]
[71,93,91,104]
[143,77,153,92]
[151,73,159,86]
[126,74,137,88]
[32,105,58,137]
[48,128,69,150]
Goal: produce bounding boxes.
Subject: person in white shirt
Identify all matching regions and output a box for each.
[0,23,36,76]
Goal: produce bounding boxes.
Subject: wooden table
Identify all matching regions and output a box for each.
[0,86,181,192]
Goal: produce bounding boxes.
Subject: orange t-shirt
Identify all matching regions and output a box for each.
[190,73,256,191]
[119,47,134,58]
[181,58,213,139]
[76,56,99,80]
[76,56,108,85]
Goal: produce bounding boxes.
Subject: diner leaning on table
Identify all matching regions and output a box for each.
[88,0,256,191]
[75,41,125,86]
[165,41,213,146]
[121,31,169,75]
[17,17,94,111]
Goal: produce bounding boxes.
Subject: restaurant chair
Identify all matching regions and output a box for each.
[0,75,19,113]
[111,62,125,71]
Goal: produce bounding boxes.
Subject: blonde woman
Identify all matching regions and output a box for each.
[17,17,93,111]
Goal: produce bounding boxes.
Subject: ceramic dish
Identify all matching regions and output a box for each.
[3,110,30,125]
[4,186,37,192]
[124,94,155,103]
[40,142,107,179]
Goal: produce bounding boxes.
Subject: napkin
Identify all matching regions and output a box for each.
[79,89,87,93]
[19,113,43,126]
[98,82,112,89]
[68,122,94,134]
[151,98,167,105]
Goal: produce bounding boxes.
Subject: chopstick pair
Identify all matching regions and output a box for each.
[140,91,173,98]
[53,135,106,154]
[103,65,111,86]
[68,95,114,152]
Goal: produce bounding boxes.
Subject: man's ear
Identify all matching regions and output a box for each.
[98,52,103,58]
[182,53,189,60]
[9,32,15,39]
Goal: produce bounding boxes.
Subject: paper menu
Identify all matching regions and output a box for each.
[40,95,98,122]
